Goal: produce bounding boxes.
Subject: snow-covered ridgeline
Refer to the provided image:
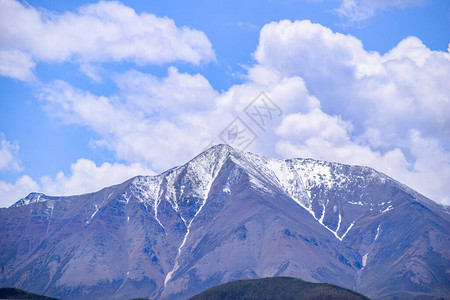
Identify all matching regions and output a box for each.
[239,153,357,241]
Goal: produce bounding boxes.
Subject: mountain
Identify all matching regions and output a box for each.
[0,144,449,299]
[188,277,370,300]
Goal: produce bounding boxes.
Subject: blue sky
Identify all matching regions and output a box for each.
[0,0,449,207]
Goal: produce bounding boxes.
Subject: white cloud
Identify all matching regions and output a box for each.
[254,20,450,146]
[0,159,154,208]
[0,0,215,80]
[276,109,351,144]
[114,67,219,114]
[335,0,427,22]
[0,49,35,81]
[404,131,450,205]
[253,20,385,95]
[0,133,22,172]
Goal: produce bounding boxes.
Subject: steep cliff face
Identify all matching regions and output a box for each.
[1,144,449,299]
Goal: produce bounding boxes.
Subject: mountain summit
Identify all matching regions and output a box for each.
[1,144,449,299]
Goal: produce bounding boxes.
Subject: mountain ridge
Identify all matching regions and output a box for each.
[1,144,449,299]
[12,144,446,246]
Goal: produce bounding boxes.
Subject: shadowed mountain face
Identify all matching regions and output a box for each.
[0,144,449,299]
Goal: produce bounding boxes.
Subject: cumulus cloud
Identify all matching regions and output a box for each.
[335,0,427,22]
[0,159,154,208]
[0,133,22,172]
[254,20,450,146]
[0,0,215,80]
[404,131,450,205]
[276,109,351,144]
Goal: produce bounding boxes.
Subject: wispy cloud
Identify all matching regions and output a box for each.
[334,0,427,22]
[237,21,260,30]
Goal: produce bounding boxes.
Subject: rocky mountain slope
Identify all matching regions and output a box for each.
[1,144,449,299]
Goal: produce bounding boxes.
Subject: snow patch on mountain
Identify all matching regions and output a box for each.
[362,253,368,268]
[381,205,393,213]
[375,225,381,241]
[86,204,99,225]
